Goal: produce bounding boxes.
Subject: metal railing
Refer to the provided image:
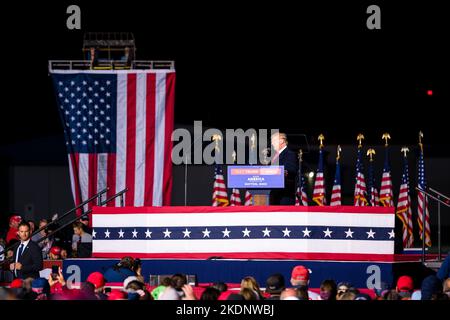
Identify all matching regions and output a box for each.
[416,187,450,263]
[83,32,135,48]
[48,60,175,72]
[34,188,128,247]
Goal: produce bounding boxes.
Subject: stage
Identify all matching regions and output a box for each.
[67,205,439,290]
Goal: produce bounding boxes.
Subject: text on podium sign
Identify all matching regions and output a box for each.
[227,165,285,188]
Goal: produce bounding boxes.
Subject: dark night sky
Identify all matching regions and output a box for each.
[1,1,449,152]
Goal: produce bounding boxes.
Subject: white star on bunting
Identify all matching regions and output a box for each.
[388,230,395,239]
[222,228,231,238]
[163,228,172,238]
[262,228,271,237]
[202,228,211,238]
[282,228,291,237]
[302,227,311,238]
[323,228,333,238]
[242,228,251,237]
[344,228,354,238]
[366,229,376,239]
[183,228,191,238]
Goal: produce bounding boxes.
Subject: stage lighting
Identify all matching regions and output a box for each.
[427,90,433,96]
[308,171,315,178]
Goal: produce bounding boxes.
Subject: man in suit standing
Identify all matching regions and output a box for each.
[269,132,298,205]
[9,221,43,279]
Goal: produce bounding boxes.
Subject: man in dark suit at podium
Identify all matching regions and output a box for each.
[9,221,43,279]
[269,132,298,205]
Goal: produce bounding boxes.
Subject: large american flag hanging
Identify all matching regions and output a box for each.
[396,153,414,248]
[354,148,368,206]
[312,148,326,206]
[379,147,394,207]
[91,206,396,261]
[51,70,176,210]
[417,146,431,247]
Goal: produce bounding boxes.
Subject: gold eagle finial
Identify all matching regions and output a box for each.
[357,133,364,148]
[212,134,222,152]
[401,147,409,157]
[318,134,325,148]
[382,133,391,146]
[367,148,376,161]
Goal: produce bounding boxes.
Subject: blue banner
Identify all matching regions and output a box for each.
[61,258,407,289]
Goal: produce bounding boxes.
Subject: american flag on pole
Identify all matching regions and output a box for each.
[244,190,253,206]
[295,176,308,206]
[367,153,379,207]
[230,188,242,206]
[51,70,176,212]
[295,153,308,206]
[212,164,229,206]
[417,144,431,247]
[330,156,342,206]
[379,147,394,207]
[312,148,326,206]
[396,151,414,248]
[354,147,368,206]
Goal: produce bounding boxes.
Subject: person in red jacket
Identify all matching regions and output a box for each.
[6,215,22,244]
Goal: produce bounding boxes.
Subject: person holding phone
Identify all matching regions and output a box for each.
[47,266,68,296]
[51,265,60,281]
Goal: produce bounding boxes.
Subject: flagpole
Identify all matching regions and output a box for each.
[297,149,303,203]
[422,191,426,263]
[419,131,426,264]
[184,154,188,206]
[438,198,441,261]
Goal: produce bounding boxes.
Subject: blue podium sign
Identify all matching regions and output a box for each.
[227,165,285,188]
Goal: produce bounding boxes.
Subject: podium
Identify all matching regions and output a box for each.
[247,189,271,206]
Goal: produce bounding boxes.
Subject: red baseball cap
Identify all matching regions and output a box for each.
[10,279,23,288]
[291,265,310,281]
[108,289,127,300]
[50,246,61,256]
[397,275,413,291]
[86,272,106,289]
[9,215,22,224]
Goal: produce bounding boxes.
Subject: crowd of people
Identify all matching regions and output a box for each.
[1,213,449,301]
[1,256,449,301]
